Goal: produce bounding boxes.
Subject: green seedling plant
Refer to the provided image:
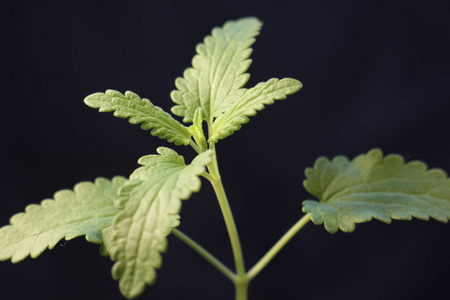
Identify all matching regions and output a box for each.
[2,17,450,300]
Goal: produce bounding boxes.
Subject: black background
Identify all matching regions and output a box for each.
[1,0,450,300]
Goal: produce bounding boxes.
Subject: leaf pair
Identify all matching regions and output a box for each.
[0,147,212,299]
[85,18,302,146]
[170,18,302,142]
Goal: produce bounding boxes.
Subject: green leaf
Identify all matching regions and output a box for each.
[209,78,302,143]
[302,149,450,233]
[188,108,208,151]
[99,226,115,257]
[110,147,213,299]
[85,90,192,146]
[171,17,262,123]
[0,176,126,263]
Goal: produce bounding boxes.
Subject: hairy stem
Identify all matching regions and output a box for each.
[171,228,235,282]
[247,213,311,279]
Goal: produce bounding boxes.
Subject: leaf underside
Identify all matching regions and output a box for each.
[209,78,302,142]
[110,147,213,299]
[171,17,262,123]
[85,90,192,146]
[302,149,450,233]
[0,176,126,263]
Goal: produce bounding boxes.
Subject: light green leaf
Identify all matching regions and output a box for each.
[0,176,126,263]
[209,78,302,143]
[99,226,115,257]
[85,90,192,146]
[188,108,208,151]
[110,147,213,299]
[302,149,450,233]
[171,17,262,123]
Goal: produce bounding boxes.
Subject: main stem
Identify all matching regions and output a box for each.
[209,175,246,276]
[207,144,248,299]
[235,279,249,300]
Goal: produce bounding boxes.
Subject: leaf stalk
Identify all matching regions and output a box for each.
[171,228,235,282]
[189,140,202,154]
[247,213,311,280]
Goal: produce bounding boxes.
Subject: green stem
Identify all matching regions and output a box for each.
[189,140,201,154]
[247,213,311,280]
[207,152,246,277]
[208,142,220,176]
[172,228,235,282]
[201,171,216,183]
[235,278,249,300]
[207,144,248,299]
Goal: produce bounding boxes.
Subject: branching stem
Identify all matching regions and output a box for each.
[201,171,216,183]
[191,140,312,299]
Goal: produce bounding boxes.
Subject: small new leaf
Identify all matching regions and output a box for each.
[302,149,450,233]
[85,90,192,146]
[0,176,126,263]
[110,147,213,299]
[189,108,208,151]
[171,17,262,123]
[209,78,302,142]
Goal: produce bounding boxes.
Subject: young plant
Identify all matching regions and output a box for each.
[1,17,450,300]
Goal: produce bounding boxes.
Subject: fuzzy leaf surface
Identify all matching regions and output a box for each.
[171,17,262,123]
[302,149,450,233]
[0,176,126,263]
[85,90,192,145]
[209,78,302,142]
[110,147,213,299]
